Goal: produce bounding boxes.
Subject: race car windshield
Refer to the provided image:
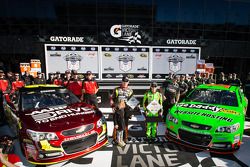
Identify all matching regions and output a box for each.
[21,89,80,111]
[186,89,238,107]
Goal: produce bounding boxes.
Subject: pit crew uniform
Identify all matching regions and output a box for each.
[67,79,83,99]
[0,77,10,124]
[143,89,162,140]
[82,78,99,107]
[11,80,24,93]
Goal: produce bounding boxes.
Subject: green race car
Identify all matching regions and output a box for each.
[166,84,248,152]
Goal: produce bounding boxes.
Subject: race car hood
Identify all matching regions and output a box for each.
[20,102,99,132]
[171,102,244,126]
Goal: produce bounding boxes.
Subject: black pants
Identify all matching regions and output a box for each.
[163,101,174,121]
[84,94,98,108]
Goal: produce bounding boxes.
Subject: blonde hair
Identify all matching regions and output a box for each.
[117,99,126,109]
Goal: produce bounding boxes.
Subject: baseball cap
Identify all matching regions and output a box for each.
[72,70,78,75]
[0,70,3,73]
[56,71,60,74]
[150,82,158,87]
[65,70,70,74]
[122,76,129,82]
[86,71,92,75]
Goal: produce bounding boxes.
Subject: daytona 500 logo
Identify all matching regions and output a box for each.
[25,106,95,124]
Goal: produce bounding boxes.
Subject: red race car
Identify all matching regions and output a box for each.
[3,85,108,165]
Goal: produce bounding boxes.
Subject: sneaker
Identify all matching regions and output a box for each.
[118,142,125,147]
[121,140,126,146]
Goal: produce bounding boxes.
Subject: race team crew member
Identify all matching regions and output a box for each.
[161,75,180,120]
[21,71,34,85]
[63,70,71,87]
[0,70,10,124]
[82,71,99,107]
[143,82,162,142]
[0,135,24,167]
[110,76,133,143]
[67,70,82,99]
[53,71,63,85]
[0,70,10,94]
[33,72,46,84]
[178,75,189,101]
[11,73,24,94]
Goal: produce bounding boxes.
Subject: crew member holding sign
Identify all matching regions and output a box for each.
[143,82,162,142]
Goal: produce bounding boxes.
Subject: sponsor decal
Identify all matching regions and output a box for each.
[50,36,84,43]
[155,54,162,59]
[105,74,112,78]
[64,53,82,71]
[137,67,147,71]
[110,24,141,44]
[116,74,124,78]
[137,74,146,78]
[50,52,61,57]
[104,67,114,71]
[25,106,95,124]
[140,53,147,58]
[104,53,112,57]
[118,54,134,72]
[166,39,197,45]
[51,46,56,50]
[64,131,94,141]
[127,74,134,79]
[186,55,196,59]
[174,110,233,122]
[220,109,240,115]
[155,74,162,79]
[61,46,66,50]
[88,52,96,58]
[168,55,184,73]
[177,103,222,112]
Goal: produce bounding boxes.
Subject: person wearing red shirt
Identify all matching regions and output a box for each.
[53,71,63,85]
[67,71,82,99]
[82,71,99,107]
[63,70,71,87]
[0,135,24,167]
[0,70,10,125]
[0,70,10,94]
[11,73,24,94]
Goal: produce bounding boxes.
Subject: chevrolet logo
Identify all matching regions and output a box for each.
[190,124,199,129]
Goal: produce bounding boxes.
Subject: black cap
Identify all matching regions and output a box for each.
[37,71,41,74]
[151,82,158,87]
[86,71,92,75]
[122,76,129,82]
[56,71,60,74]
[72,70,78,75]
[65,70,70,74]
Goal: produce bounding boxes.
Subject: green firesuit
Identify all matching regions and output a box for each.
[143,90,162,139]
